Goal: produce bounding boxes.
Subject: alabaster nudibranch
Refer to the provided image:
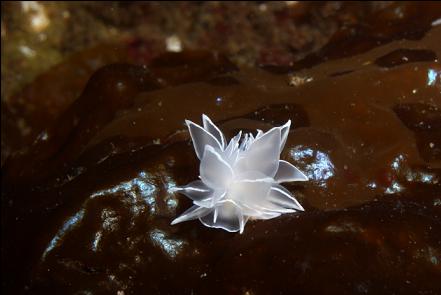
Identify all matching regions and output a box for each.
[171,114,308,233]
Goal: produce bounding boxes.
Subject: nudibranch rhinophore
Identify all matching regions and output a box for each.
[171,114,308,233]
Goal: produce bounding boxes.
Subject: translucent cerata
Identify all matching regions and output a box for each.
[171,115,308,233]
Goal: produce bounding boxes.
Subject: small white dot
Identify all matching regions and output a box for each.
[215,97,223,105]
[166,35,182,52]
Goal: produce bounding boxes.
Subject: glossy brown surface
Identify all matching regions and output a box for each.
[2,3,441,294]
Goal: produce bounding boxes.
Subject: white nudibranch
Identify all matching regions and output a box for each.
[171,114,308,233]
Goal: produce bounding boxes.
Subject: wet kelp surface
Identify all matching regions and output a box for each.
[2,3,441,294]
